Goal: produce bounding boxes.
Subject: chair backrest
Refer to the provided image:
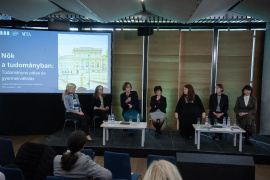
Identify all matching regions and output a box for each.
[0,167,24,180]
[147,154,177,168]
[104,151,132,180]
[138,100,141,110]
[46,176,78,180]
[0,138,15,166]
[81,149,95,160]
[15,142,57,180]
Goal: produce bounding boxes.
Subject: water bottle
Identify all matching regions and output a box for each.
[108,114,111,124]
[205,116,208,125]
[222,117,226,128]
[227,117,231,128]
[111,113,115,124]
[137,114,140,123]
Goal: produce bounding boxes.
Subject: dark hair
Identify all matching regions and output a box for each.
[182,84,195,101]
[94,85,104,99]
[242,85,253,96]
[216,84,224,92]
[122,82,132,91]
[154,86,162,94]
[61,130,86,171]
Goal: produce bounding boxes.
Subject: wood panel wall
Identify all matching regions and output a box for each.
[148,31,180,130]
[111,30,264,132]
[179,31,213,120]
[112,31,143,121]
[217,31,253,120]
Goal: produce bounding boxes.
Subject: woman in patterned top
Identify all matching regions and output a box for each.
[234,85,257,146]
[62,83,93,141]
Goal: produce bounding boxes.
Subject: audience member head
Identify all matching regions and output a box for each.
[94,85,104,98]
[216,84,224,94]
[154,86,162,96]
[122,82,132,92]
[61,130,86,171]
[242,85,253,96]
[183,84,195,101]
[144,160,182,180]
[62,83,76,101]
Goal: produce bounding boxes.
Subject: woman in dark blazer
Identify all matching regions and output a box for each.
[208,84,229,140]
[175,84,206,139]
[120,82,141,123]
[91,85,110,127]
[234,85,257,146]
[149,86,167,137]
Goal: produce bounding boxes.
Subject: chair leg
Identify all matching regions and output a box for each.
[253,123,257,140]
[165,118,168,137]
[61,121,67,137]
[148,119,152,132]
[94,118,96,135]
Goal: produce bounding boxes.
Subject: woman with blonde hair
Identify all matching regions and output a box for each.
[144,160,182,180]
[62,83,93,141]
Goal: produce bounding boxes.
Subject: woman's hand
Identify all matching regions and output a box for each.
[125,97,131,103]
[77,111,84,115]
[175,112,179,120]
[239,112,248,116]
[202,112,206,119]
[128,104,133,109]
[100,107,107,111]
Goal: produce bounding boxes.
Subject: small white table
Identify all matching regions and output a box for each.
[100,121,147,147]
[193,124,246,152]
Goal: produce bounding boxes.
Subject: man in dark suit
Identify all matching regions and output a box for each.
[208,84,229,140]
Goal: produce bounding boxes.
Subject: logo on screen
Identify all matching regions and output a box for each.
[22,32,31,37]
[0,31,10,36]
[12,31,19,36]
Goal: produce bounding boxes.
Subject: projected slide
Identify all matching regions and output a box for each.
[0,28,111,93]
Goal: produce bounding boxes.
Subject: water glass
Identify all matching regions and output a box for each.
[129,116,132,123]
[208,118,211,125]
[197,118,201,125]
[234,119,237,126]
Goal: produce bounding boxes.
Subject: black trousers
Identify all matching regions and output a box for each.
[208,113,227,138]
[93,110,108,127]
[66,112,91,135]
[179,115,197,137]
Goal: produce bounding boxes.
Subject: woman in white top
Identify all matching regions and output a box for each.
[234,85,257,146]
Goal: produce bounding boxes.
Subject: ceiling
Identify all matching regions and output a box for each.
[0,0,269,24]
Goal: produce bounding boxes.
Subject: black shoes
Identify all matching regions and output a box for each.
[212,134,223,140]
[155,130,160,138]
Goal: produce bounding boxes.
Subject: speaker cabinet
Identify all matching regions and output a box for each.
[177,153,255,180]
[138,27,153,36]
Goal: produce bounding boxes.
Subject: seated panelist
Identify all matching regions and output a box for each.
[62,83,92,141]
[91,85,110,127]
